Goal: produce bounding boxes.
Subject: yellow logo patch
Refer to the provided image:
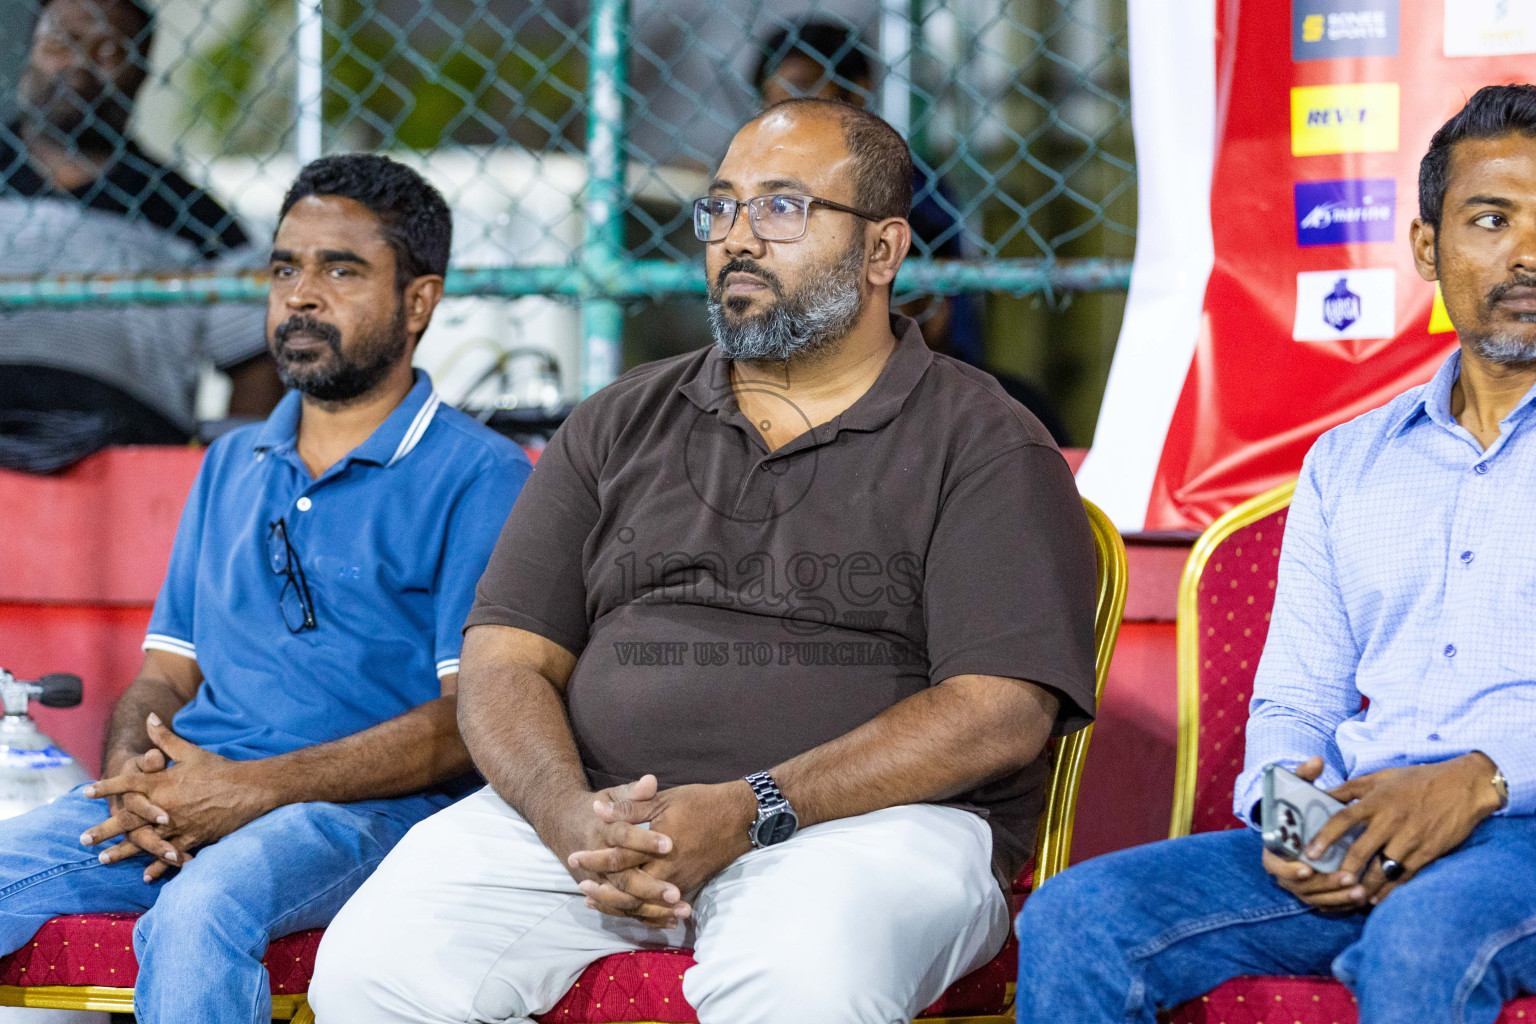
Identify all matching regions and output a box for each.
[1302,14,1325,42]
[1291,83,1400,156]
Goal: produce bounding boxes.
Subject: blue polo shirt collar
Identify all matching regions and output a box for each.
[251,370,443,468]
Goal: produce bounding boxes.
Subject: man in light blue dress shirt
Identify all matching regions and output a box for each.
[1015,84,1536,1024]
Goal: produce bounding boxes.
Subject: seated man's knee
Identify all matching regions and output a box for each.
[1017,857,1129,950]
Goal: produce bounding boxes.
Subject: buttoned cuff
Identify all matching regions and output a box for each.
[1473,743,1536,817]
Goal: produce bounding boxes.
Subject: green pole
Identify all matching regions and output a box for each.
[0,259,1133,308]
[580,0,630,397]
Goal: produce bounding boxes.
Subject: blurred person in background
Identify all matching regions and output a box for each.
[0,0,280,453]
[753,19,1068,444]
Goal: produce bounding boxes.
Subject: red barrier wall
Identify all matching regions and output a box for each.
[0,448,201,774]
[0,446,1188,862]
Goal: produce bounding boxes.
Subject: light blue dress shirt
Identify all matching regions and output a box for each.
[1235,349,1536,822]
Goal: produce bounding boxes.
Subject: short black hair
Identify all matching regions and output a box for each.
[1420,84,1536,230]
[278,154,453,288]
[758,97,913,221]
[753,21,873,100]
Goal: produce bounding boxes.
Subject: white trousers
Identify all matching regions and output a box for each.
[309,787,1008,1024]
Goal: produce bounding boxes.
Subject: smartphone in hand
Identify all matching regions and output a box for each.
[1261,763,1364,873]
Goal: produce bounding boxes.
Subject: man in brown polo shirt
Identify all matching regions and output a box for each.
[312,98,1096,1024]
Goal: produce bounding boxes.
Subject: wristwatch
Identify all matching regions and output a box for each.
[744,771,799,848]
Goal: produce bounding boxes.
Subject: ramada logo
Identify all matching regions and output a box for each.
[1322,279,1362,331]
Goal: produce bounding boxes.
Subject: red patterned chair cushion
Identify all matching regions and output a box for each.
[0,913,323,995]
[1191,509,1286,834]
[1,889,1024,1022]
[535,941,1016,1023]
[535,885,1032,1022]
[1166,975,1536,1023]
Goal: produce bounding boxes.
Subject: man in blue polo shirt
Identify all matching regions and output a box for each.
[0,153,529,1024]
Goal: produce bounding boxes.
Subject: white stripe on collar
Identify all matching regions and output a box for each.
[386,388,441,467]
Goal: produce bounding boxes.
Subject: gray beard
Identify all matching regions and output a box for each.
[706,241,866,363]
[1468,331,1536,365]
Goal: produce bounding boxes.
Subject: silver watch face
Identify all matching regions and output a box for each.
[753,809,798,847]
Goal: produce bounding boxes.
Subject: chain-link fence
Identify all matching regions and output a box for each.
[0,0,1133,437]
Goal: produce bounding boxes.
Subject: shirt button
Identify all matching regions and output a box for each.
[1475,462,1489,474]
[1444,643,1457,658]
[1429,732,1441,741]
[296,497,313,512]
[1461,550,1474,564]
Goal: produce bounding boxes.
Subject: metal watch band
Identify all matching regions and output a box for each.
[745,770,787,810]
[1492,769,1510,810]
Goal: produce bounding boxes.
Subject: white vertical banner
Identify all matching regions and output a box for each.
[1074,0,1218,532]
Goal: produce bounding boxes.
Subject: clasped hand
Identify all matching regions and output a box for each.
[1262,753,1502,910]
[557,774,755,928]
[78,714,274,882]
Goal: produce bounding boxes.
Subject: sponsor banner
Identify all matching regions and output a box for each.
[1293,0,1399,61]
[1293,269,1397,340]
[1083,0,1534,531]
[1444,0,1536,57]
[1295,178,1396,245]
[1291,83,1400,156]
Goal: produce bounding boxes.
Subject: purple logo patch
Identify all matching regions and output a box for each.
[1295,178,1396,247]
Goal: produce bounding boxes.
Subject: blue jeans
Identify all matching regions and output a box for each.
[0,785,436,1024]
[1015,822,1536,1024]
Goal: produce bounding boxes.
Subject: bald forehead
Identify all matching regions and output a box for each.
[713,106,857,202]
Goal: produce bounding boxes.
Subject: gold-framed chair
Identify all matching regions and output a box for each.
[0,499,1125,1024]
[1163,480,1536,1024]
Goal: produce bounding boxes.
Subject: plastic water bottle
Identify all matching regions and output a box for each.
[0,670,88,820]
[0,668,108,1024]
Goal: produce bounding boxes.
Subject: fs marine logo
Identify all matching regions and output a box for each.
[1291,84,1399,155]
[1295,179,1396,246]
[1322,279,1362,332]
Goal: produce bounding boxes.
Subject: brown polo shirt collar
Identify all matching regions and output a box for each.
[677,314,934,455]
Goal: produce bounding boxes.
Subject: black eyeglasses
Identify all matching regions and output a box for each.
[693,193,883,243]
[267,518,318,633]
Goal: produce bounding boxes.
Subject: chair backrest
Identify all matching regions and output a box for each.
[1169,482,1296,838]
[1033,498,1129,883]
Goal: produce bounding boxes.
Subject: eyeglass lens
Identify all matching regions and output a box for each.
[267,518,317,633]
[694,195,810,242]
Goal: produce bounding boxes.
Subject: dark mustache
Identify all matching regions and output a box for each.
[714,258,784,297]
[273,315,342,352]
[1486,274,1536,304]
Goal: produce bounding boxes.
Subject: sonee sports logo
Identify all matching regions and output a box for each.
[1293,0,1399,60]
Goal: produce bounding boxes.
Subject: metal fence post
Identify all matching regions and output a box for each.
[580,0,630,397]
[295,0,324,165]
